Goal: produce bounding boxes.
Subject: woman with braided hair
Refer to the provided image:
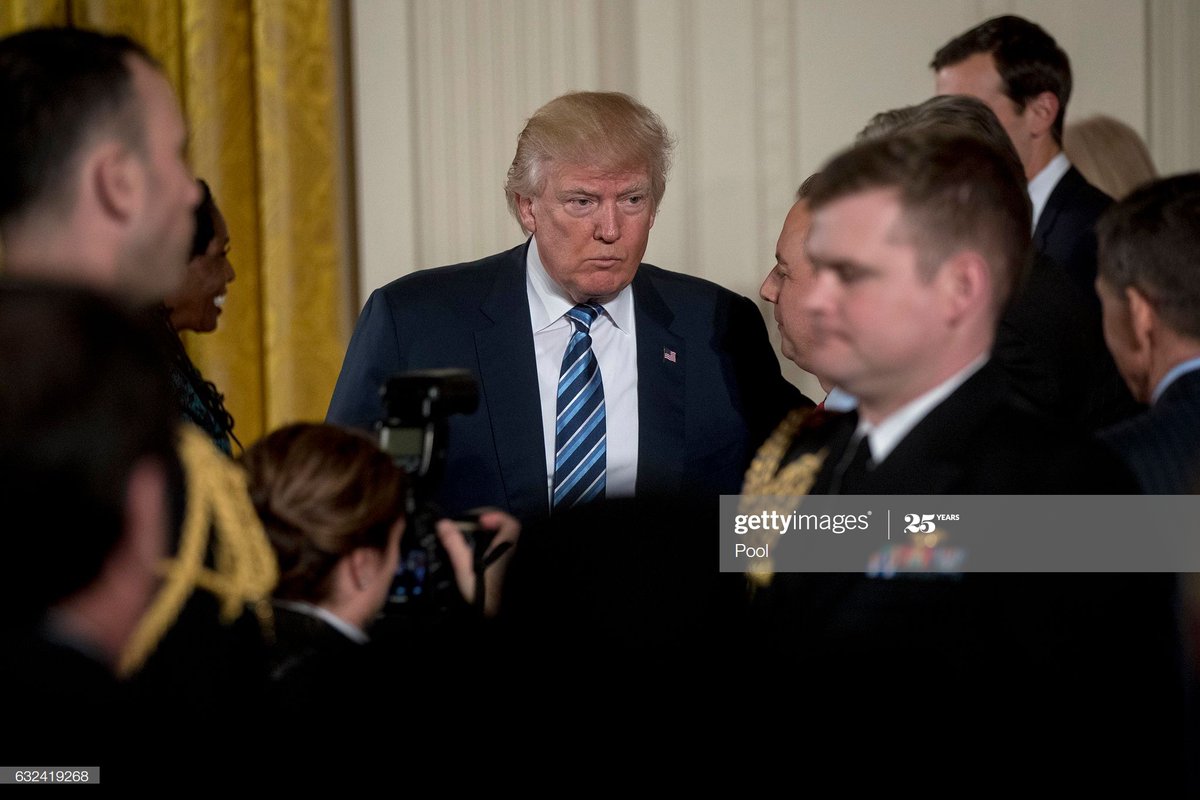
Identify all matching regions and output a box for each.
[161,178,238,454]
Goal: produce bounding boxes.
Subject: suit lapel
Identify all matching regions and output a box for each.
[475,243,550,517]
[632,269,686,496]
[1033,166,1080,253]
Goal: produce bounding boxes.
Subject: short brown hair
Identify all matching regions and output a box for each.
[931,15,1072,145]
[1097,172,1200,341]
[808,130,1031,314]
[242,423,407,603]
[0,27,155,225]
[857,95,1023,184]
[504,91,674,230]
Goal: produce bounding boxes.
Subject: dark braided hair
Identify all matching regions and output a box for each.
[158,307,240,454]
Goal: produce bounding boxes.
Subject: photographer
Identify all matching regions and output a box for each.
[240,423,518,712]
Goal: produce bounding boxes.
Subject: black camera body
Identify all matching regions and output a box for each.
[377,369,479,613]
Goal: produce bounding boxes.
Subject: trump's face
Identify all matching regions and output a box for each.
[517,162,655,303]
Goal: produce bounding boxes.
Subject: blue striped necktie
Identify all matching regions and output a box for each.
[553,302,606,510]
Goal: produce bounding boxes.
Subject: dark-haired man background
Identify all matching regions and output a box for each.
[931,15,1139,429]
[1096,173,1200,493]
[0,27,199,303]
[1094,174,1200,792]
[0,281,176,766]
[933,15,1111,298]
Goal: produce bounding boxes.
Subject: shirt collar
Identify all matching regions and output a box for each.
[855,353,989,464]
[822,386,858,412]
[525,235,634,333]
[1028,151,1071,230]
[274,599,369,644]
[1153,356,1200,404]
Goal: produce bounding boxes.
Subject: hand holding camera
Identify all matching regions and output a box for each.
[435,509,520,618]
[377,368,519,618]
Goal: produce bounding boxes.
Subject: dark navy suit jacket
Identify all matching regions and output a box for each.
[1101,366,1200,493]
[1033,164,1112,298]
[1002,166,1137,430]
[994,250,1139,431]
[326,241,806,521]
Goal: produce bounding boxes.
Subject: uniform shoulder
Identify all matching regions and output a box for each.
[764,406,848,459]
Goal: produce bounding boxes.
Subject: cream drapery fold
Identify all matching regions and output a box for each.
[1,0,355,444]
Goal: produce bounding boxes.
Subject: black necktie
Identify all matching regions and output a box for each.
[829,434,873,495]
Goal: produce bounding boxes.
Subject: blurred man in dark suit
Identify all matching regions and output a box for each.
[0,27,200,303]
[0,280,175,765]
[0,31,278,770]
[1094,172,1200,794]
[1097,173,1200,493]
[328,91,806,522]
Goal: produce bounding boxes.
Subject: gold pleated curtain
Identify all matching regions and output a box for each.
[1,0,356,445]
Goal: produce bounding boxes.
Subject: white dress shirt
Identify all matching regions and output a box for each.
[1027,151,1072,231]
[526,237,639,503]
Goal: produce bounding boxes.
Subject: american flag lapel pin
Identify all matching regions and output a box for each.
[663,347,677,363]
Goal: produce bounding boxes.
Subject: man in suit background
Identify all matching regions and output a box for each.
[0,281,176,765]
[1097,173,1200,493]
[0,27,201,304]
[742,130,1179,785]
[759,175,855,412]
[1093,172,1200,792]
[0,30,280,765]
[933,15,1112,301]
[328,91,805,522]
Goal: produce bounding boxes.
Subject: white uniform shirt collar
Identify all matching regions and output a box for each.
[1028,151,1072,230]
[855,354,989,464]
[274,599,369,644]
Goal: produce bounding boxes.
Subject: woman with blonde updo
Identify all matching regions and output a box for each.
[1064,115,1158,200]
